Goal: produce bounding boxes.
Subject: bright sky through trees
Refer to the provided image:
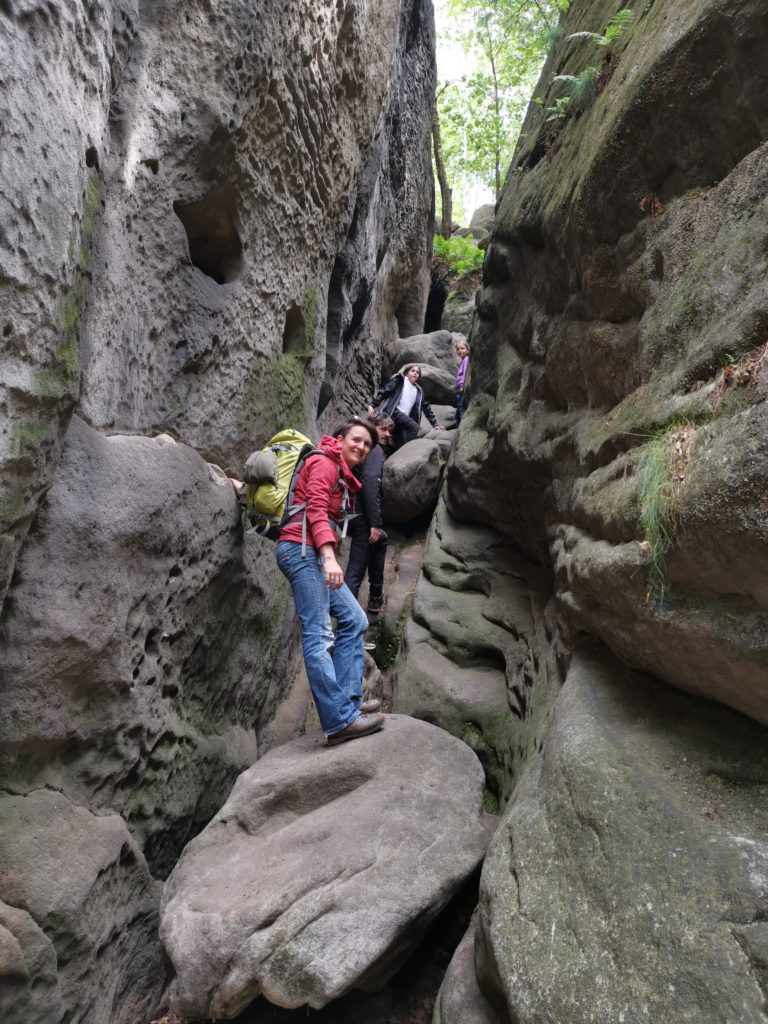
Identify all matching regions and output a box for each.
[433,0,569,225]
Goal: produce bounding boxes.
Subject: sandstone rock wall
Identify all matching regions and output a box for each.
[395,0,768,1019]
[447,0,768,725]
[0,0,435,606]
[0,0,436,1020]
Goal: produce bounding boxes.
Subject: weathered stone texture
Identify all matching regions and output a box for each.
[0,790,163,1024]
[0,0,435,1019]
[0,416,296,875]
[396,504,559,803]
[161,715,493,1019]
[382,437,446,524]
[0,0,435,605]
[446,0,768,724]
[479,646,768,1024]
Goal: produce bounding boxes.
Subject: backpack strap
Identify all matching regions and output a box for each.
[285,451,358,557]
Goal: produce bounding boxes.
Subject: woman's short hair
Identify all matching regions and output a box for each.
[333,417,378,447]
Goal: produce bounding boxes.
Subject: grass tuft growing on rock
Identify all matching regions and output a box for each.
[635,422,697,598]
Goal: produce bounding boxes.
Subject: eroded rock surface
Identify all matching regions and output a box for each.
[478,646,768,1024]
[161,715,493,1019]
[0,790,162,1024]
[383,438,446,524]
[383,329,460,378]
[432,915,501,1024]
[0,0,435,606]
[0,416,297,875]
[396,505,559,802]
[447,0,768,725]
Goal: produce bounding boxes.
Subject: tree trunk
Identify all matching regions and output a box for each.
[432,107,452,240]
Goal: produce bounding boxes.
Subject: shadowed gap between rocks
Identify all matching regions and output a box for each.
[222,870,482,1024]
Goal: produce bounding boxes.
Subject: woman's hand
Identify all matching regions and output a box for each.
[319,545,344,589]
[366,405,375,418]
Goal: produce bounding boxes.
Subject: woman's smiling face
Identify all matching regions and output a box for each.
[337,425,372,467]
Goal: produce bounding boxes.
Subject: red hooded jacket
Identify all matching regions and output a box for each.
[278,435,362,550]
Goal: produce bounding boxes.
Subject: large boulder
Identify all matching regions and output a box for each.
[0,791,162,1024]
[478,646,768,1024]
[383,330,460,377]
[0,414,302,1021]
[417,364,457,405]
[382,438,444,524]
[469,204,495,239]
[441,294,475,336]
[0,415,298,876]
[160,715,494,1018]
[432,915,500,1024]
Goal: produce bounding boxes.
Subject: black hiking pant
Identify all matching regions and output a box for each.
[345,520,387,602]
[392,408,420,450]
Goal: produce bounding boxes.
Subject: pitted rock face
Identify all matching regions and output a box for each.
[0,0,435,609]
[445,0,768,725]
[160,715,494,1018]
[0,416,296,877]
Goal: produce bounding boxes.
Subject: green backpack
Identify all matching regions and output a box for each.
[242,429,353,552]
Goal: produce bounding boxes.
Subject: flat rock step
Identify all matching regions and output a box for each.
[161,715,495,1020]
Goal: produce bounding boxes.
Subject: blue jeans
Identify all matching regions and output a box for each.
[455,386,464,425]
[276,540,368,736]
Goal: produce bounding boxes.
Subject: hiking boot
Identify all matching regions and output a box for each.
[367,596,383,615]
[327,712,385,746]
[360,698,381,713]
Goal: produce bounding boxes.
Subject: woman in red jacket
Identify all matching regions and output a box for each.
[276,419,385,746]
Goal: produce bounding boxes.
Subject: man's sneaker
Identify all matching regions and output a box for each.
[367,596,383,614]
[360,698,381,713]
[327,712,385,746]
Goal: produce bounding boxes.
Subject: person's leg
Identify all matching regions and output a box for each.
[276,541,358,735]
[329,581,369,708]
[455,387,463,425]
[367,538,387,610]
[392,409,419,448]
[343,521,371,599]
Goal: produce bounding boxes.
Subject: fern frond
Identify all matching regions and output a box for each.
[565,30,601,43]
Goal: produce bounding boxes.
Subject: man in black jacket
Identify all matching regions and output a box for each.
[345,413,394,613]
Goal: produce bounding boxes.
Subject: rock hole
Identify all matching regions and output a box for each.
[141,158,159,175]
[162,683,179,699]
[173,181,243,284]
[180,111,186,122]
[3,323,12,337]
[85,146,99,170]
[145,629,160,654]
[282,303,307,355]
[234,54,243,70]
[168,564,182,579]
